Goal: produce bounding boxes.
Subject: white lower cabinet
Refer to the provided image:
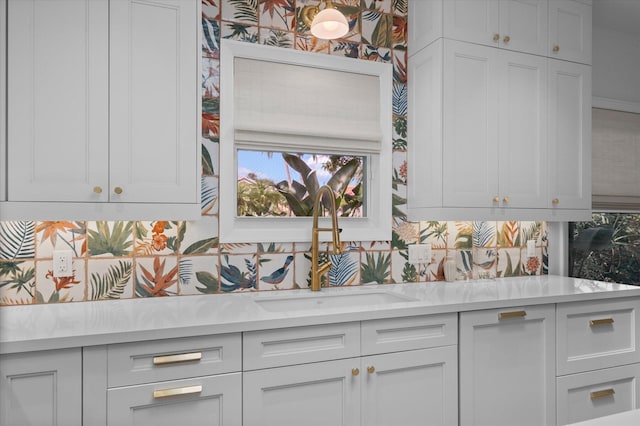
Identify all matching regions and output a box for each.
[459,304,556,426]
[0,348,82,426]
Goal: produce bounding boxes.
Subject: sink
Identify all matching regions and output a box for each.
[254,291,417,312]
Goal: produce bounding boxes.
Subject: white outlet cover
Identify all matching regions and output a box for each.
[408,244,431,264]
[52,250,73,278]
[526,240,536,257]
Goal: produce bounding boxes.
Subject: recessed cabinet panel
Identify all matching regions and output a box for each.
[443,0,500,47]
[499,0,548,56]
[549,0,592,64]
[110,0,197,203]
[7,0,109,202]
[0,0,7,202]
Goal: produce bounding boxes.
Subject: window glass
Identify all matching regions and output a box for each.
[237,150,365,218]
[569,213,640,285]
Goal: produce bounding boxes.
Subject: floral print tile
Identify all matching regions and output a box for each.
[393,220,418,248]
[179,255,220,295]
[260,0,295,31]
[258,253,295,290]
[135,256,179,297]
[134,221,182,256]
[36,258,86,303]
[203,57,220,98]
[34,221,86,259]
[1,221,36,260]
[87,258,134,300]
[523,248,543,276]
[391,14,407,48]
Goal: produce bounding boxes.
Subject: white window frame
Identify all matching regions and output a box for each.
[219,40,392,243]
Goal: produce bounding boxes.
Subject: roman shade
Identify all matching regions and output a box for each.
[233,57,382,154]
[592,108,640,211]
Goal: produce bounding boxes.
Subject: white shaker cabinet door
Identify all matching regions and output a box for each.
[7,0,109,202]
[0,348,82,426]
[498,0,548,56]
[443,0,500,48]
[243,358,360,426]
[498,49,548,208]
[549,0,592,64]
[459,305,556,426]
[442,40,500,208]
[361,347,458,426]
[548,59,591,210]
[109,0,198,204]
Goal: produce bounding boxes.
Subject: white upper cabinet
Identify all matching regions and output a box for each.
[2,0,199,220]
[549,0,592,64]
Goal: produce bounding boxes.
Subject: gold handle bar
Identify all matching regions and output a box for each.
[590,388,615,400]
[590,318,614,327]
[153,352,202,365]
[498,310,527,320]
[153,385,203,399]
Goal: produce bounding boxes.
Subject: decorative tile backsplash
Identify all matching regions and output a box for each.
[0,0,547,306]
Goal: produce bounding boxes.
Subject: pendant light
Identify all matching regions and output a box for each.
[301,0,349,40]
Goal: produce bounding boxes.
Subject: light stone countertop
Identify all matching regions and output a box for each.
[2,275,640,354]
[567,409,640,425]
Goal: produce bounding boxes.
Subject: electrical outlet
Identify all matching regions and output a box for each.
[52,250,73,278]
[408,244,432,264]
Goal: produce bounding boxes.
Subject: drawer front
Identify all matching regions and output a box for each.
[556,363,640,426]
[107,333,241,387]
[107,372,241,426]
[557,298,640,375]
[361,313,457,356]
[243,322,360,370]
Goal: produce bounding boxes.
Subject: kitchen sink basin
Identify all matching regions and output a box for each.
[254,291,417,312]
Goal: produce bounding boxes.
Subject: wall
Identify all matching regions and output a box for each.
[0,0,547,306]
[593,26,640,105]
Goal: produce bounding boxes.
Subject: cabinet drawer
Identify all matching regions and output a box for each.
[556,363,640,426]
[107,372,241,426]
[557,298,640,375]
[107,333,241,387]
[361,313,457,355]
[243,322,360,370]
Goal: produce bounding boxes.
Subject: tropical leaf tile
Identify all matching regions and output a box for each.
[294,34,330,52]
[523,248,543,276]
[391,249,411,283]
[520,221,543,247]
[219,254,256,292]
[259,0,295,30]
[419,221,448,249]
[135,256,179,297]
[392,0,408,16]
[221,0,258,24]
[257,242,294,253]
[329,249,360,286]
[361,251,392,284]
[392,83,407,115]
[449,221,473,249]
[134,221,182,256]
[392,115,407,151]
[179,255,220,295]
[202,57,220,98]
[393,48,407,84]
[88,259,133,300]
[393,151,407,184]
[35,221,86,258]
[392,220,418,247]
[497,248,523,278]
[180,216,219,255]
[87,221,133,257]
[330,40,359,58]
[0,260,36,305]
[36,258,86,303]
[472,247,497,278]
[0,221,35,260]
[201,176,219,215]
[473,221,497,248]
[203,0,220,21]
[221,22,259,42]
[202,15,221,58]
[260,29,294,48]
[294,251,312,289]
[258,253,295,290]
[498,221,520,247]
[423,249,446,282]
[364,0,391,13]
[202,137,218,176]
[361,45,391,62]
[391,14,407,48]
[455,249,473,280]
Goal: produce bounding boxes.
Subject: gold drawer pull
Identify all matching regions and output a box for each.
[153,385,202,399]
[153,352,202,365]
[498,310,526,320]
[367,366,375,374]
[590,318,614,327]
[590,388,615,400]
[352,368,360,376]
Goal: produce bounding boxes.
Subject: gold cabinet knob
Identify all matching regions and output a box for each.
[503,196,510,203]
[553,45,560,53]
[492,196,500,203]
[367,366,375,374]
[114,186,123,195]
[352,368,360,376]
[493,33,500,42]
[503,35,510,43]
[552,198,559,205]
[93,186,103,194]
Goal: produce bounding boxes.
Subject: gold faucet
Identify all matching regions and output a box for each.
[311,185,342,291]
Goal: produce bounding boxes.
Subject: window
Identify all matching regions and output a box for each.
[219,40,392,243]
[568,108,640,285]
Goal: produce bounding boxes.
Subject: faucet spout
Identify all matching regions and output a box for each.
[311,185,342,291]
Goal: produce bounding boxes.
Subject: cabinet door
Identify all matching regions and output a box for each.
[442,40,499,208]
[110,0,198,203]
[498,50,548,208]
[460,305,556,426]
[549,0,592,64]
[548,59,591,210]
[443,0,500,47]
[0,348,82,426]
[499,0,548,56]
[1,0,7,202]
[7,0,109,202]
[408,0,442,56]
[362,346,458,426]
[107,373,241,426]
[243,358,360,426]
